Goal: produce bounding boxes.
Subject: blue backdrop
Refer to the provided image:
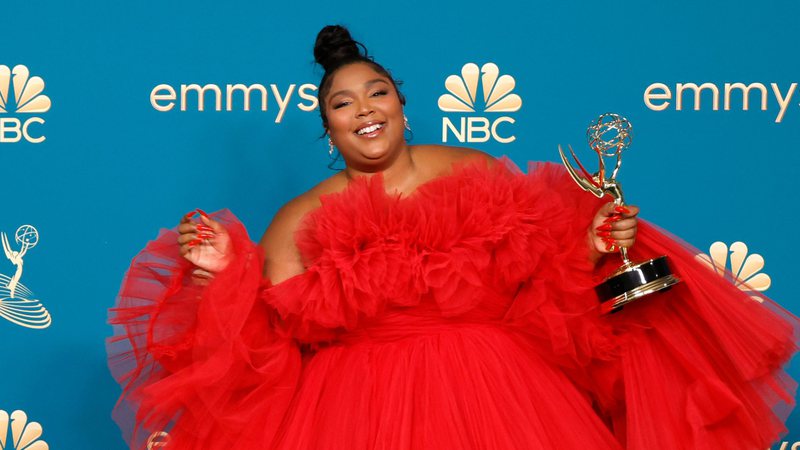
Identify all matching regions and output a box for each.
[1,0,799,448]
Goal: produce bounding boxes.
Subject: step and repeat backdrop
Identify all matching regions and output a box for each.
[1,0,799,448]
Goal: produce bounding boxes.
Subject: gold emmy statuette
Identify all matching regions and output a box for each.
[558,113,680,314]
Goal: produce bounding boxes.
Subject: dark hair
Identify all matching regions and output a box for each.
[314,25,406,130]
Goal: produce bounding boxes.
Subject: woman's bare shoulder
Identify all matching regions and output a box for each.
[259,173,347,282]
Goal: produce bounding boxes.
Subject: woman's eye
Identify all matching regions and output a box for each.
[333,101,350,109]
[371,90,387,97]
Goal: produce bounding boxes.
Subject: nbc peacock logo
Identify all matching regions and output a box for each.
[0,410,49,450]
[695,241,771,302]
[0,225,51,329]
[438,63,522,144]
[0,65,50,144]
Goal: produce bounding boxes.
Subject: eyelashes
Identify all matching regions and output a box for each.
[332,90,389,109]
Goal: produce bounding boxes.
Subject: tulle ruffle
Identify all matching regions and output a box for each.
[265,158,607,341]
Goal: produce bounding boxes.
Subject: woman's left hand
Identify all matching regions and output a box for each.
[588,203,639,257]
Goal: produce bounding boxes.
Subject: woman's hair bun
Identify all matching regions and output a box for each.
[312,24,404,133]
[314,25,365,72]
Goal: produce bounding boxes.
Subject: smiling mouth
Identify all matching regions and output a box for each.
[355,122,385,136]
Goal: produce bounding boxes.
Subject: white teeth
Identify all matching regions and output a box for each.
[356,123,384,135]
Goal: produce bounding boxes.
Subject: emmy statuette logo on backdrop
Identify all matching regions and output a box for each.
[0,225,51,329]
[696,241,772,303]
[0,410,49,450]
[0,65,50,144]
[438,63,522,144]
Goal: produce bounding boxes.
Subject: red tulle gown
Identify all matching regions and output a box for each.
[108,157,799,450]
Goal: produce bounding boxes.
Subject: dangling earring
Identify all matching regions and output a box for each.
[404,115,411,131]
[328,137,335,156]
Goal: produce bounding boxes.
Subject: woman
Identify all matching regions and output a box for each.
[109,26,799,449]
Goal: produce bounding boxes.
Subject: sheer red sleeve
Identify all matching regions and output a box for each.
[107,210,301,450]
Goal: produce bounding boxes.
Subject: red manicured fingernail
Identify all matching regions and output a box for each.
[198,233,213,239]
[188,240,200,247]
[615,206,630,214]
[598,231,611,237]
[605,242,613,251]
[196,224,213,231]
[196,209,209,218]
[603,215,620,223]
[596,224,613,231]
[184,211,196,219]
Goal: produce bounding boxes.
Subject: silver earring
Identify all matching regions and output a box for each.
[328,137,335,156]
[404,115,411,131]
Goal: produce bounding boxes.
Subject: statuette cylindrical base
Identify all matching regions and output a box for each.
[596,256,680,314]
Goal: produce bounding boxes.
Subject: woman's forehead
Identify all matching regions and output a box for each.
[328,63,390,93]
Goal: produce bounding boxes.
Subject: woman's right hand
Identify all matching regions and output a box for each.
[178,209,233,274]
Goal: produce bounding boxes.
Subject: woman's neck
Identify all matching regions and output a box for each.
[342,146,418,195]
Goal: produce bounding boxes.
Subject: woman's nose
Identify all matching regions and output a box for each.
[355,99,374,117]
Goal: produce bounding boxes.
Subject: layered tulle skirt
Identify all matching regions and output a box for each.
[271,312,622,449]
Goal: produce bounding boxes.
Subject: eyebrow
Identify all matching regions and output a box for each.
[328,78,390,100]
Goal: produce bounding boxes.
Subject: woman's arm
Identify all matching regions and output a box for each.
[259,195,318,283]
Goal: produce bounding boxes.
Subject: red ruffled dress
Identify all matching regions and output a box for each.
[108,157,799,450]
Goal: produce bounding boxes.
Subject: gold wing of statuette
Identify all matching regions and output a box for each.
[558,144,605,199]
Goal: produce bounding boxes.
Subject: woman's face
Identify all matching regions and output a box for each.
[325,62,406,168]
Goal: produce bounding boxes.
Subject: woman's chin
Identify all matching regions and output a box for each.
[341,140,406,164]
[357,146,393,161]
[361,151,388,160]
